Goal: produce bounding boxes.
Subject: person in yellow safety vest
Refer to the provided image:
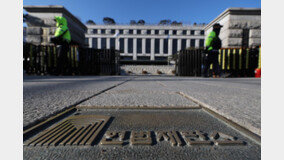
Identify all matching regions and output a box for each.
[202,23,223,78]
[50,16,71,75]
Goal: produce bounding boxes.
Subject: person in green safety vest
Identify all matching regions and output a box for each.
[202,23,223,78]
[50,16,71,75]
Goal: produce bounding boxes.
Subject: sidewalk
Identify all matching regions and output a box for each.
[24,76,261,136]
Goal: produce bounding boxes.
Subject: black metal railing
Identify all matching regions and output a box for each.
[23,43,120,75]
[176,47,261,77]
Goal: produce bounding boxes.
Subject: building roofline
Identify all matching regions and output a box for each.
[203,8,261,31]
[24,5,87,30]
[85,24,205,30]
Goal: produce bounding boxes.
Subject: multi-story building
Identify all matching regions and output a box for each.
[85,25,205,62]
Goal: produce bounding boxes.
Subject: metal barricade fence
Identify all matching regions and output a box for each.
[176,47,261,77]
[23,43,120,75]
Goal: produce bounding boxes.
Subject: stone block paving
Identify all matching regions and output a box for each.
[156,77,261,136]
[79,77,198,108]
[23,76,131,127]
[24,76,261,137]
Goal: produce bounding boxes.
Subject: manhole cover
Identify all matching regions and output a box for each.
[24,115,110,146]
[24,109,260,160]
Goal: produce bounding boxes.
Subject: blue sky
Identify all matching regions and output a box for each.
[23,0,261,25]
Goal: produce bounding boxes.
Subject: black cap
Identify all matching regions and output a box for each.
[213,23,223,28]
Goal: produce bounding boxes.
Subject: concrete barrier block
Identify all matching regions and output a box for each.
[44,18,56,27]
[229,21,261,29]
[26,27,43,35]
[248,21,261,29]
[227,38,242,47]
[228,29,243,38]
[249,38,261,47]
[26,35,42,44]
[229,21,248,29]
[249,29,261,38]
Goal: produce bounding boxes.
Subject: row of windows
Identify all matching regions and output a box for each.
[91,38,204,54]
[91,29,204,35]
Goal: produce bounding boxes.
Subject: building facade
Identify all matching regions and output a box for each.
[24,5,87,46]
[204,8,261,48]
[85,25,205,61]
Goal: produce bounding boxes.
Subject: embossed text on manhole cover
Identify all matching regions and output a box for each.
[24,115,110,146]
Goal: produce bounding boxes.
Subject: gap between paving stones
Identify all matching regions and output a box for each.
[177,91,261,145]
[76,106,201,110]
[23,78,134,135]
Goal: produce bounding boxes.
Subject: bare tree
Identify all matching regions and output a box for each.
[159,19,171,25]
[103,17,116,25]
[171,21,182,26]
[130,20,136,25]
[86,20,96,25]
[137,19,145,25]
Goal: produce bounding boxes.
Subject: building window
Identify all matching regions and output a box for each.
[129,29,133,34]
[199,39,204,47]
[137,38,142,53]
[182,30,187,35]
[155,30,159,35]
[101,38,106,49]
[172,30,177,35]
[110,38,115,49]
[119,29,123,34]
[190,39,195,47]
[172,39,178,54]
[85,38,89,46]
[111,29,115,34]
[200,30,204,35]
[190,30,195,35]
[92,38,97,48]
[155,39,160,54]
[137,30,141,34]
[181,39,187,50]
[128,38,133,53]
[165,30,169,35]
[119,38,124,52]
[101,29,106,34]
[146,38,151,53]
[242,29,250,48]
[147,30,151,35]
[163,39,168,54]
[93,29,97,34]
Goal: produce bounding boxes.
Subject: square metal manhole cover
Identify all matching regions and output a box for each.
[24,109,260,160]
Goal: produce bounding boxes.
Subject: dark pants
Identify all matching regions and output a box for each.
[202,50,220,77]
[56,41,69,75]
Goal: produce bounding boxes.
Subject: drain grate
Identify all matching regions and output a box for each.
[24,115,110,146]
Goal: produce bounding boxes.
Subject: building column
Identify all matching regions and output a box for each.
[195,39,200,48]
[168,39,173,56]
[177,39,181,52]
[150,38,155,60]
[186,39,190,48]
[133,38,137,60]
[98,38,101,49]
[142,38,146,55]
[106,38,110,49]
[115,38,119,50]
[124,38,128,53]
[88,38,92,48]
[160,39,163,54]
